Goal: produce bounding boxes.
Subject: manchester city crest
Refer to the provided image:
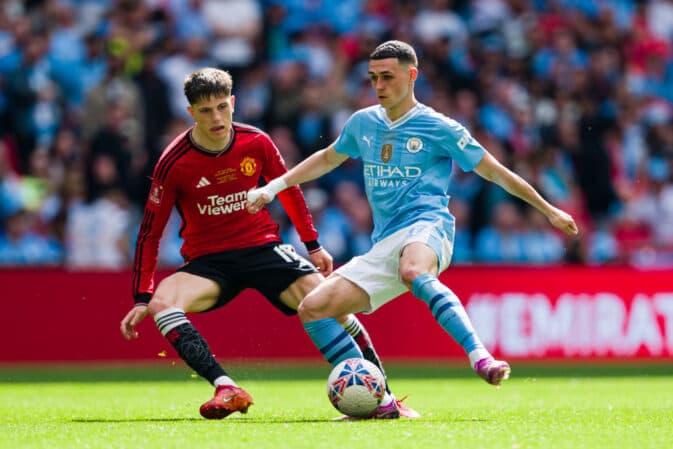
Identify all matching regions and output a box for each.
[406,137,423,153]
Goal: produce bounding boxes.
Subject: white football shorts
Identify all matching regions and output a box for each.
[335,220,454,312]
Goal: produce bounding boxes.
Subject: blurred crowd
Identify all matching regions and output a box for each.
[1,0,673,269]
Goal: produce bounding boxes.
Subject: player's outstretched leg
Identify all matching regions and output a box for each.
[154,307,254,418]
[411,274,511,387]
[305,317,402,419]
[304,317,364,365]
[340,315,420,418]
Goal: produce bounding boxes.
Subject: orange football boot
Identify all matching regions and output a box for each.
[199,385,254,419]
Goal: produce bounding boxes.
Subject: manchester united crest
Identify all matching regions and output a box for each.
[240,157,257,176]
[381,144,393,163]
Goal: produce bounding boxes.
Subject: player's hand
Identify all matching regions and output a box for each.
[120,304,149,340]
[247,178,288,213]
[246,187,273,214]
[309,248,334,277]
[547,207,579,236]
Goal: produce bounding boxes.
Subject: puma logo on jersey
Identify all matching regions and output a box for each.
[196,177,211,188]
[362,135,372,149]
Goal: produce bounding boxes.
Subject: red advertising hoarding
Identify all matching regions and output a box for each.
[1,266,671,362]
[452,267,673,358]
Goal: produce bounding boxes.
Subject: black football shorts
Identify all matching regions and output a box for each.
[177,242,318,315]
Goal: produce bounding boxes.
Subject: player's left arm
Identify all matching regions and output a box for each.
[276,187,335,275]
[473,151,578,236]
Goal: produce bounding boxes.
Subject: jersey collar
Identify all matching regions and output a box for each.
[378,103,423,129]
[188,126,236,157]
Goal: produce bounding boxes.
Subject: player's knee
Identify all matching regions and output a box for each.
[399,266,426,287]
[147,293,176,316]
[297,294,327,322]
[297,300,315,322]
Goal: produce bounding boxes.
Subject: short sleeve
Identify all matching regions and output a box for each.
[333,113,361,159]
[439,119,485,172]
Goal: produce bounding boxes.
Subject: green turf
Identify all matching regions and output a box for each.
[1,364,672,449]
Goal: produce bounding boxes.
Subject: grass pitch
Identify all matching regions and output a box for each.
[1,363,672,449]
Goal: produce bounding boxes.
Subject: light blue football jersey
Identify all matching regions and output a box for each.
[333,103,486,244]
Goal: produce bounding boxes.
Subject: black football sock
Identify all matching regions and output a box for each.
[341,315,391,395]
[154,307,227,385]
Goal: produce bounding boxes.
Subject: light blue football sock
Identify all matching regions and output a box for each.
[304,318,364,366]
[412,273,484,354]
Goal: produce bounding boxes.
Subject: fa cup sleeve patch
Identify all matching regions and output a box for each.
[148,182,164,209]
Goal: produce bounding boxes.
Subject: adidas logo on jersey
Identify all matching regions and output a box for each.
[196,177,211,188]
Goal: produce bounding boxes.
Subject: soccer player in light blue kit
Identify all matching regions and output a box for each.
[247,40,579,419]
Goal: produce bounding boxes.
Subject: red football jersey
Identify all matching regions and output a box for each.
[132,123,319,300]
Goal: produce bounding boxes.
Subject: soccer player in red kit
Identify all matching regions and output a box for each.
[119,68,415,420]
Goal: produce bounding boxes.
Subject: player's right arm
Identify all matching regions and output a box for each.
[131,179,177,302]
[283,144,349,187]
[121,173,177,340]
[246,144,348,211]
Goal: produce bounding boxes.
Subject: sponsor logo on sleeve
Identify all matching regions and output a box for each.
[457,132,469,150]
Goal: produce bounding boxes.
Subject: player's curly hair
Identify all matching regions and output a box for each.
[183,68,233,105]
[369,40,418,67]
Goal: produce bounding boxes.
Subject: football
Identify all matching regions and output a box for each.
[326,358,386,417]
